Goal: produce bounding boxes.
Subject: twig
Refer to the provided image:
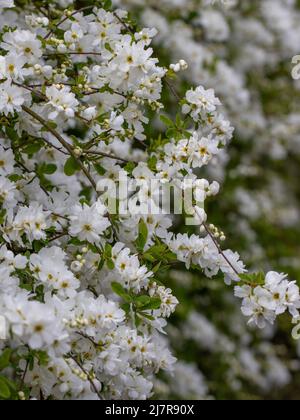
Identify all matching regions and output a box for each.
[22,106,119,241]
[20,359,29,391]
[22,106,98,193]
[201,220,240,276]
[76,332,99,347]
[44,6,96,40]
[86,150,135,164]
[69,355,103,400]
[48,231,68,243]
[164,79,181,101]
[13,81,47,101]
[113,10,135,34]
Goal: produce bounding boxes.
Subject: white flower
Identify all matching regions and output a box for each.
[112,242,153,291]
[30,247,80,298]
[0,0,14,8]
[0,175,16,207]
[152,285,179,318]
[64,23,84,44]
[11,203,50,243]
[69,201,110,244]
[0,81,28,116]
[46,85,79,120]
[135,28,158,46]
[188,133,220,168]
[0,53,30,81]
[183,86,221,120]
[236,271,300,327]
[81,106,97,121]
[1,30,42,63]
[0,145,15,175]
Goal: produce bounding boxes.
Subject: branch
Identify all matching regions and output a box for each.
[22,106,119,240]
[44,6,96,40]
[86,150,136,164]
[202,221,240,277]
[69,355,103,400]
[22,106,97,192]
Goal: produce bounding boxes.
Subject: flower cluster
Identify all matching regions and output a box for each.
[0,0,299,401]
[235,272,300,328]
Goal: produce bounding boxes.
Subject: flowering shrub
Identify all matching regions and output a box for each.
[0,0,299,400]
[112,0,300,398]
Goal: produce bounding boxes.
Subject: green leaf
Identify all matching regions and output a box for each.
[0,349,11,371]
[8,174,22,182]
[121,303,131,314]
[103,0,112,10]
[135,219,148,252]
[5,127,18,142]
[46,121,57,130]
[0,376,11,399]
[147,156,157,172]
[23,143,42,156]
[240,272,265,286]
[111,282,132,302]
[160,115,173,127]
[135,295,151,308]
[106,259,115,270]
[93,163,106,176]
[41,163,57,175]
[176,113,182,128]
[0,209,7,224]
[166,128,177,139]
[152,261,162,273]
[138,312,155,321]
[33,240,45,253]
[144,244,168,261]
[64,156,81,176]
[141,297,161,311]
[124,162,136,175]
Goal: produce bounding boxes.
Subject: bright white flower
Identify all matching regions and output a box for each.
[112,242,153,292]
[46,85,79,120]
[12,203,50,243]
[0,81,28,116]
[236,271,300,328]
[0,175,16,208]
[0,53,30,81]
[188,133,220,168]
[135,28,158,46]
[183,86,221,120]
[1,30,42,62]
[64,23,84,44]
[69,201,110,244]
[0,145,15,175]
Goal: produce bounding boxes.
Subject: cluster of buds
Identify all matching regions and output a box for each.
[170,60,188,73]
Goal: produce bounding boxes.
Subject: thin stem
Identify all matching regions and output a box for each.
[164,81,238,276]
[22,106,98,192]
[113,10,135,34]
[20,359,30,391]
[69,355,103,400]
[164,78,181,101]
[48,231,68,243]
[76,332,98,347]
[13,81,47,101]
[22,106,119,240]
[201,221,240,276]
[86,150,135,164]
[44,6,96,40]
